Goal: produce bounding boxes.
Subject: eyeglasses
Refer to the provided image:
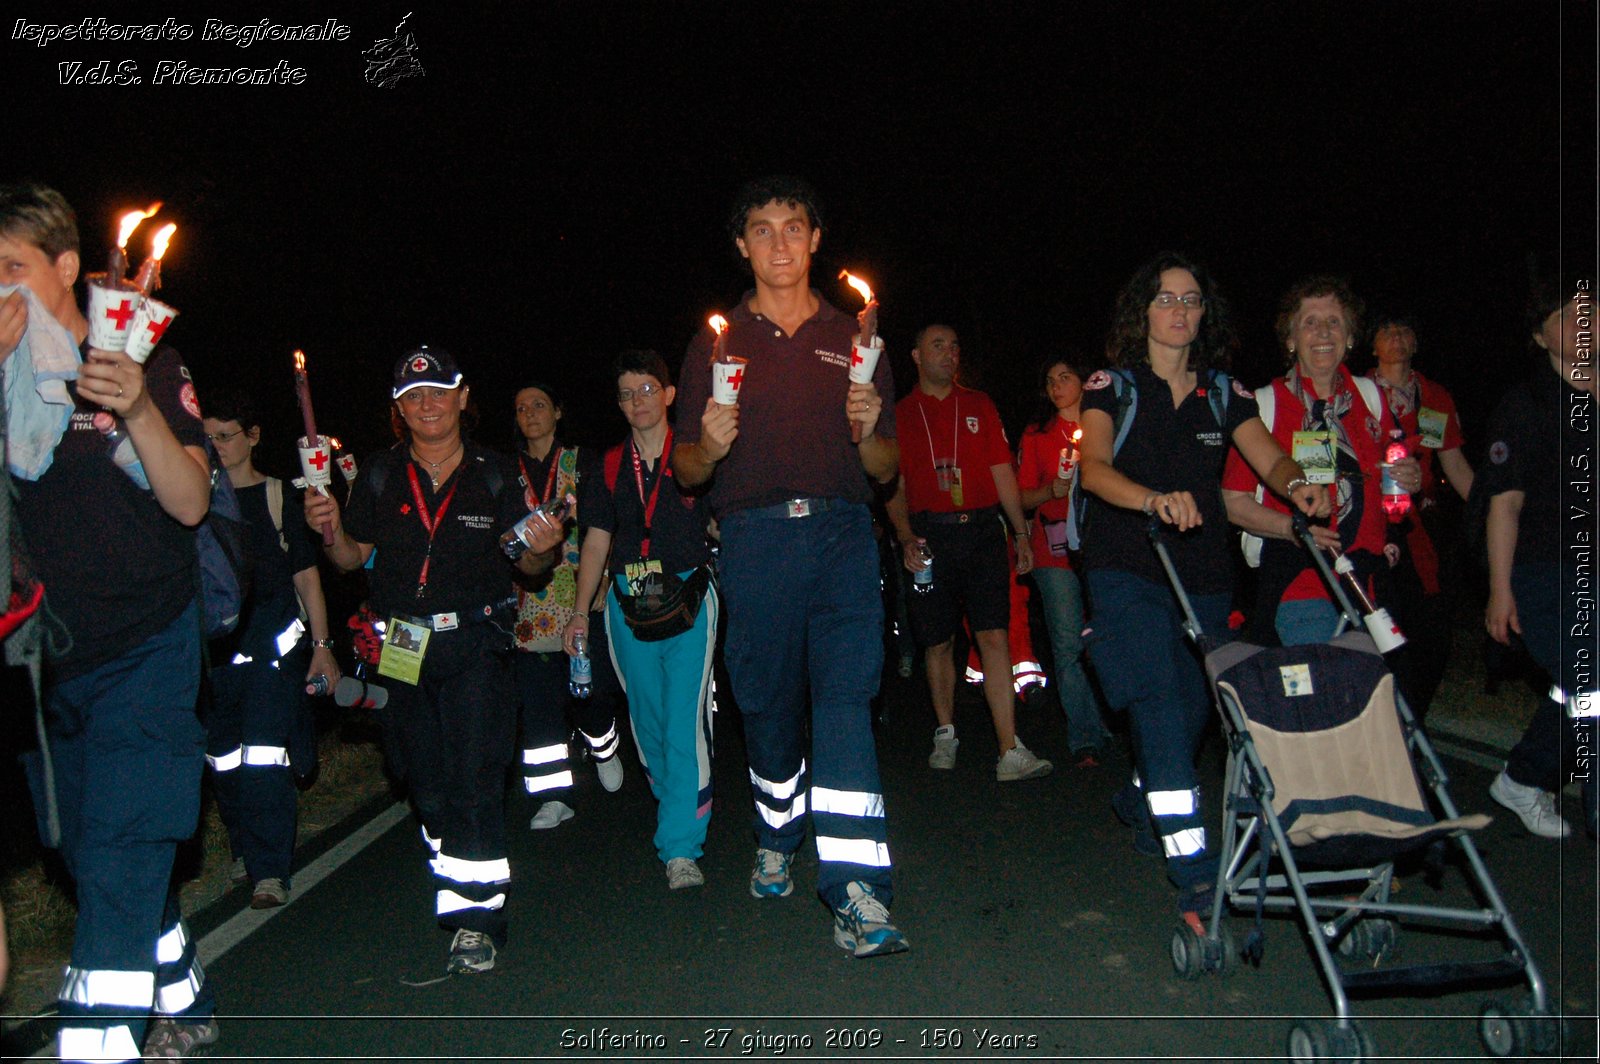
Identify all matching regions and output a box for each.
[616,382,663,404]
[1151,293,1205,310]
[205,429,245,443]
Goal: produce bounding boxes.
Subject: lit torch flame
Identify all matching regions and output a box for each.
[116,203,162,249]
[708,314,728,336]
[838,269,874,306]
[149,223,177,261]
[1072,428,1083,443]
[294,348,307,373]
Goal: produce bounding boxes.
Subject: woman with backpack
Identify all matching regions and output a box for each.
[1222,277,1422,647]
[1077,252,1326,931]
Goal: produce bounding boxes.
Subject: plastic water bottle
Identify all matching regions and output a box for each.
[1379,431,1411,521]
[569,632,593,699]
[503,494,574,561]
[912,542,934,593]
[305,674,331,697]
[93,413,149,489]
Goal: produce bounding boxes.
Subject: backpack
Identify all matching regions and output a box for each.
[1064,367,1233,550]
[1239,375,1384,567]
[198,440,251,639]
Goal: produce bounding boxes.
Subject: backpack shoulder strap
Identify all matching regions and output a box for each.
[1353,375,1384,423]
[264,476,288,553]
[1108,367,1139,458]
[604,442,626,493]
[1204,369,1232,428]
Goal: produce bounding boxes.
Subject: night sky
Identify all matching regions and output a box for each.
[9,1,1596,469]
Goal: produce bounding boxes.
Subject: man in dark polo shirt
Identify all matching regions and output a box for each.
[305,347,563,975]
[674,175,908,958]
[885,323,1050,781]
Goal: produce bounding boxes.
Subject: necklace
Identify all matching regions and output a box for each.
[411,441,463,490]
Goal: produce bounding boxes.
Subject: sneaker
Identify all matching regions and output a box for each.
[1490,771,1571,839]
[996,739,1053,782]
[447,928,496,974]
[530,800,575,831]
[142,1016,219,1059]
[665,857,704,890]
[596,755,624,793]
[928,726,958,770]
[1112,780,1163,857]
[749,847,794,899]
[228,857,247,884]
[831,881,909,958]
[249,878,287,909]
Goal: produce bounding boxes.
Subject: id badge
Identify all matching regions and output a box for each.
[624,558,663,595]
[949,467,965,508]
[1416,406,1447,449]
[934,461,954,493]
[378,616,432,685]
[1291,430,1337,485]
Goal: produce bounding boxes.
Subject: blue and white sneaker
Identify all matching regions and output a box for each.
[749,847,794,898]
[832,881,909,958]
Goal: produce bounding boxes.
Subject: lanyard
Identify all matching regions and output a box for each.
[629,429,673,559]
[518,447,562,507]
[917,392,959,478]
[405,462,460,598]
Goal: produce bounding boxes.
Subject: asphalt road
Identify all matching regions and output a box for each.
[22,670,1600,1062]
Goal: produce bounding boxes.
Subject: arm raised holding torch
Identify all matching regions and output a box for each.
[293,349,336,546]
[839,270,884,444]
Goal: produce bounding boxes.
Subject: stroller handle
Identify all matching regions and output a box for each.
[1146,517,1210,647]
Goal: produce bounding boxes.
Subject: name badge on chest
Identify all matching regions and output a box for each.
[1292,430,1337,485]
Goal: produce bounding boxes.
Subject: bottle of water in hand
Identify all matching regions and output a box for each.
[569,632,593,699]
[912,541,934,593]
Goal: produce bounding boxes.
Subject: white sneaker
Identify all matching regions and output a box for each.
[596,755,624,793]
[929,726,958,770]
[996,739,1053,782]
[665,857,704,890]
[530,800,575,830]
[1490,771,1571,838]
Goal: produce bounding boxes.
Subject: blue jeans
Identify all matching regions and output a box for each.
[719,502,891,908]
[1032,567,1108,753]
[1086,569,1229,893]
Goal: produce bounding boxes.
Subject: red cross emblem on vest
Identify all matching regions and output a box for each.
[105,299,135,330]
[411,356,429,373]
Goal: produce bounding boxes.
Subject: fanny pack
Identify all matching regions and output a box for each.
[615,567,711,642]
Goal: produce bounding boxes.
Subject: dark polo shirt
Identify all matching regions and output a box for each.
[677,291,897,517]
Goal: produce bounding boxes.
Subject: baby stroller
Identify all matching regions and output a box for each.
[1150,517,1558,1062]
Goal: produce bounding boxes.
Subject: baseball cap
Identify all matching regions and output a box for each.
[392,346,464,399]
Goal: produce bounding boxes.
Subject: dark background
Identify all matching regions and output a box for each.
[6,0,1596,467]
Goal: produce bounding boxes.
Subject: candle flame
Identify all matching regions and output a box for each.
[708,314,728,336]
[116,202,163,249]
[1072,428,1083,442]
[149,223,177,261]
[293,349,306,372]
[327,436,341,450]
[838,269,874,305]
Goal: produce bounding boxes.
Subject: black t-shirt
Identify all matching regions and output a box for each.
[219,480,316,661]
[1080,363,1259,593]
[16,344,206,680]
[580,434,710,582]
[1477,361,1597,569]
[343,442,529,617]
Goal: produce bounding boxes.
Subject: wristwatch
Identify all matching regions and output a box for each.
[311,638,335,649]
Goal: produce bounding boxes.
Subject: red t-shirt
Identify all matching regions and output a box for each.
[1016,418,1079,570]
[1222,366,1393,603]
[895,385,1011,514]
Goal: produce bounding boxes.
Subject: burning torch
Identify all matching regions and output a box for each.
[293,349,336,546]
[839,270,883,444]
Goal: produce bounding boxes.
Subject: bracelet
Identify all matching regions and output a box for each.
[1141,492,1160,516]
[1284,476,1311,495]
[310,638,335,650]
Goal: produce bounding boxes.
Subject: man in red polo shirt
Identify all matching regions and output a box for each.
[886,324,1051,781]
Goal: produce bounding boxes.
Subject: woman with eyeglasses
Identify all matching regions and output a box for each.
[1222,276,1420,647]
[1077,251,1325,931]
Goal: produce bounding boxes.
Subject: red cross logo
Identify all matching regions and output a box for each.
[104,299,135,330]
[141,311,173,346]
[308,449,329,472]
[726,367,744,389]
[850,348,864,369]
[411,356,429,373]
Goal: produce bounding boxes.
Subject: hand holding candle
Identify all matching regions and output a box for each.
[709,314,747,406]
[293,349,336,545]
[88,220,176,358]
[839,270,884,443]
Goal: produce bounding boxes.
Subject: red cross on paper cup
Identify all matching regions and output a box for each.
[848,338,882,385]
[85,273,140,351]
[124,297,178,364]
[336,453,359,482]
[297,434,334,488]
[712,356,749,405]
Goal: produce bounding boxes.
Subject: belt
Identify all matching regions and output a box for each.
[393,598,511,632]
[917,505,1000,525]
[743,496,843,519]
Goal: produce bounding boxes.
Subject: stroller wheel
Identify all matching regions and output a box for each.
[1286,1018,1368,1063]
[1170,922,1207,981]
[1337,918,1400,962]
[1478,1000,1527,1058]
